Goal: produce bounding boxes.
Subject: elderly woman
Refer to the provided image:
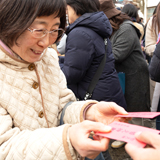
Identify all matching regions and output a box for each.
[0,0,128,159]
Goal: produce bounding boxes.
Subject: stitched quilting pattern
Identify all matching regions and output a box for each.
[0,48,85,159]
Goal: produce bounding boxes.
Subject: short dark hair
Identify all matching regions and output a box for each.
[66,0,100,15]
[0,0,66,47]
[121,4,138,20]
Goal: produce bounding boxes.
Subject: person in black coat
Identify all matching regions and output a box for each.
[149,39,160,130]
[61,0,127,110]
[149,40,160,82]
[99,0,151,148]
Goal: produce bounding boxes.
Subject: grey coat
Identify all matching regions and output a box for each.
[111,20,150,112]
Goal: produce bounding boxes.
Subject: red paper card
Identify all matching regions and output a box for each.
[95,121,160,148]
[115,112,160,118]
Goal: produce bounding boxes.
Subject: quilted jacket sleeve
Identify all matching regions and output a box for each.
[0,101,98,160]
[58,65,98,124]
[61,29,94,85]
[0,106,79,160]
[149,41,160,82]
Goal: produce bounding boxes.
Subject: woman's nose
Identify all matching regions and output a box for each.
[38,34,51,48]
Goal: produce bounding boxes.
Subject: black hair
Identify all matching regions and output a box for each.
[121,3,138,20]
[66,0,100,15]
[0,0,66,46]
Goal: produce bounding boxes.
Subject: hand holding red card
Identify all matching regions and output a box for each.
[95,121,160,148]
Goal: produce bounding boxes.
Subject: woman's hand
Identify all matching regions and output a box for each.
[125,131,160,160]
[69,120,112,159]
[85,102,129,125]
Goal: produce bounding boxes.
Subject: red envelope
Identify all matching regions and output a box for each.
[115,112,160,118]
[95,121,160,148]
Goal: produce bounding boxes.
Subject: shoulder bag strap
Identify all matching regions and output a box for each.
[84,38,108,100]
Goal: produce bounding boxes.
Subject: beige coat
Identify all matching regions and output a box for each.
[145,16,158,56]
[0,46,97,160]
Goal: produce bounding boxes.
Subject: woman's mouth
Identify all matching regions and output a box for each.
[31,49,43,55]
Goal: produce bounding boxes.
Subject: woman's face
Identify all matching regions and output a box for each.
[66,5,80,24]
[11,14,60,63]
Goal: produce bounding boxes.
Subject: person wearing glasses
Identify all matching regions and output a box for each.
[0,0,130,159]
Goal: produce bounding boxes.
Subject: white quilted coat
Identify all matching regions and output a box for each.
[0,46,97,160]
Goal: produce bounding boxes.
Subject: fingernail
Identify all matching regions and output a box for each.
[104,125,112,132]
[135,131,142,137]
[122,110,128,114]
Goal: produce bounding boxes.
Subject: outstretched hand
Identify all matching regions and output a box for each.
[69,120,112,159]
[125,131,160,160]
[85,101,129,125]
[69,102,129,159]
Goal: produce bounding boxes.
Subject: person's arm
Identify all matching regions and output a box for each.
[111,24,137,62]
[145,17,157,56]
[68,101,128,159]
[0,101,111,160]
[61,29,94,85]
[58,68,129,159]
[69,120,112,159]
[0,106,78,159]
[125,131,160,160]
[84,101,128,123]
[149,41,160,82]
[59,80,128,159]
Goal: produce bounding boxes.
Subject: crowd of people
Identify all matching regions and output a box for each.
[0,0,160,160]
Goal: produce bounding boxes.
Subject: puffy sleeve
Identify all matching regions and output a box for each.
[0,101,99,160]
[149,41,160,82]
[61,29,94,85]
[0,106,80,159]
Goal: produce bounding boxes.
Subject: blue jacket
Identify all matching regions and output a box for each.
[61,12,127,109]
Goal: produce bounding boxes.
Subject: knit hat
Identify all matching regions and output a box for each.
[99,0,121,19]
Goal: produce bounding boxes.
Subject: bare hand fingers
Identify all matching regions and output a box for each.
[135,131,160,148]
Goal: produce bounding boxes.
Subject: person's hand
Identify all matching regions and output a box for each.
[85,102,129,125]
[125,131,160,160]
[69,120,112,159]
[141,45,144,51]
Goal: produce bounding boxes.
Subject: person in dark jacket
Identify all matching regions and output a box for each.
[61,0,127,110]
[149,40,160,82]
[99,0,151,148]
[99,0,150,114]
[149,37,160,130]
